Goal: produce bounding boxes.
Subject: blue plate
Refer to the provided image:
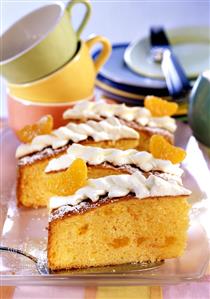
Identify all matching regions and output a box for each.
[93,43,170,96]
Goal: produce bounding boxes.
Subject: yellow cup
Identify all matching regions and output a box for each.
[8,35,111,103]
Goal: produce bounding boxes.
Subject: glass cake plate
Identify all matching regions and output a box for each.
[0,122,209,286]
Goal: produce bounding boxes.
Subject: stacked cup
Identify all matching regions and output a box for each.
[0,0,111,131]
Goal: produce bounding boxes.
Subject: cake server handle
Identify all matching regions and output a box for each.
[0,246,49,274]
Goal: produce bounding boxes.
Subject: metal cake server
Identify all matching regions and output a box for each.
[0,246,49,275]
[0,246,164,275]
[150,27,191,100]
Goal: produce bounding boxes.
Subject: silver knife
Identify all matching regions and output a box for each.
[150,27,191,99]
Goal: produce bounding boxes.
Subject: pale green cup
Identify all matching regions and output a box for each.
[0,0,91,84]
[188,70,210,147]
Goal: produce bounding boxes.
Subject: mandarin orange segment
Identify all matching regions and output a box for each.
[144,96,178,117]
[46,158,88,196]
[149,135,186,164]
[16,115,53,143]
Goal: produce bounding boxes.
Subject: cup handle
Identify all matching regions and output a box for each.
[66,0,91,38]
[85,35,112,74]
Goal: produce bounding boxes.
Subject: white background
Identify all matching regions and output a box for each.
[1,0,210,116]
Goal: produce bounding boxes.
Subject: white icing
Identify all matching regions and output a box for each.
[63,100,177,133]
[16,117,139,159]
[45,144,183,177]
[49,171,191,210]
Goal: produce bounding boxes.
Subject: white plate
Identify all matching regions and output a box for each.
[124,27,210,79]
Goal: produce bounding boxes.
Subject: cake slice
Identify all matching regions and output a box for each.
[18,139,184,208]
[48,171,191,271]
[63,97,178,147]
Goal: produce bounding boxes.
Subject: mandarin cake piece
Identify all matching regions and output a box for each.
[16,116,139,159]
[63,97,177,145]
[17,136,185,208]
[16,117,140,208]
[48,171,191,271]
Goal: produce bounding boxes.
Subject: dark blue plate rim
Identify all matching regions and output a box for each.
[96,73,170,96]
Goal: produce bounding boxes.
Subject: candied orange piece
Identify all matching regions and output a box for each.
[17,115,53,143]
[149,135,186,164]
[46,158,87,196]
[144,96,178,117]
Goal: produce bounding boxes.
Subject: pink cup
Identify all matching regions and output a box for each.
[7,92,95,134]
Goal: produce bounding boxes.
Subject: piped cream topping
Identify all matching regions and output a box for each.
[16,117,139,159]
[63,100,177,133]
[49,171,191,211]
[45,144,183,176]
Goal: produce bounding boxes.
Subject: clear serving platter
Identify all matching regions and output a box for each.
[0,122,209,286]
